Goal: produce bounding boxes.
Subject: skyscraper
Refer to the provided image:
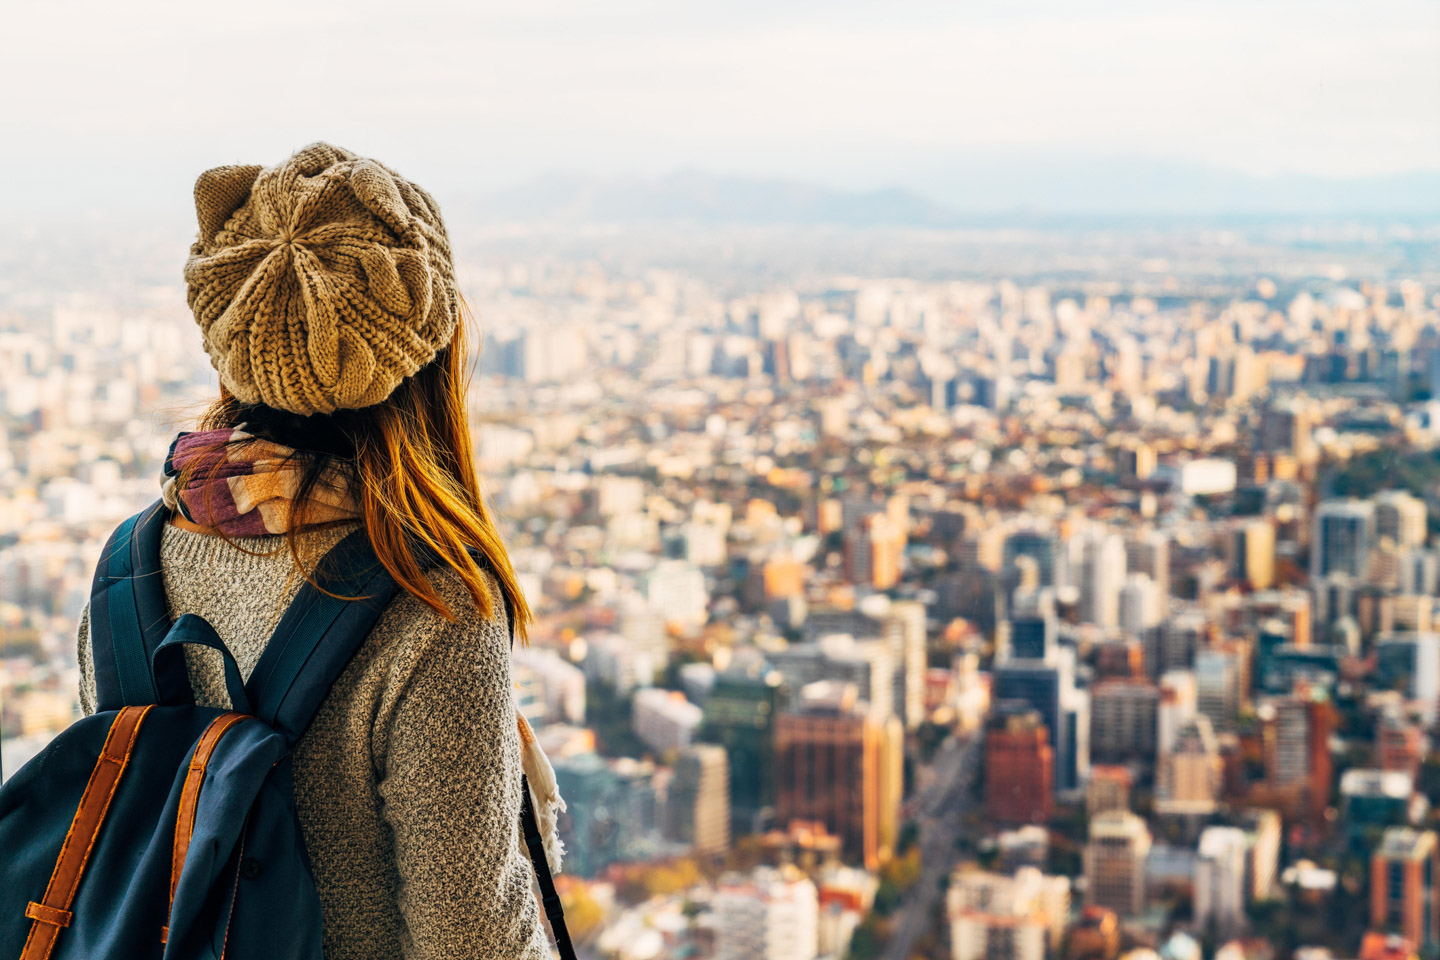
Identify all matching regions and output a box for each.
[1371,828,1440,952]
[666,744,731,856]
[1376,491,1429,548]
[773,681,903,870]
[1084,811,1152,918]
[985,706,1055,825]
[1195,827,1249,941]
[993,644,1090,793]
[1090,679,1159,765]
[1157,715,1223,815]
[1375,634,1440,724]
[1005,530,1058,588]
[1264,685,1335,822]
[1229,520,1276,590]
[1080,530,1127,629]
[1312,500,1377,581]
[884,600,928,731]
[700,665,784,834]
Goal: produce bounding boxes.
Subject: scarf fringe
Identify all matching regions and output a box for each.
[517,713,566,874]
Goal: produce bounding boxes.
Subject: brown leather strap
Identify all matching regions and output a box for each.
[20,704,152,960]
[166,712,250,942]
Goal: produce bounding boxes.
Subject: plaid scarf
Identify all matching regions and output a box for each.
[160,426,359,536]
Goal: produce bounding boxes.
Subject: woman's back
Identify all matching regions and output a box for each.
[76,520,551,960]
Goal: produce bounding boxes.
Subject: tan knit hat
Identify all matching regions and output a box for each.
[183,142,459,416]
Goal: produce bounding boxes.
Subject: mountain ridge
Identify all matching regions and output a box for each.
[463,164,1440,226]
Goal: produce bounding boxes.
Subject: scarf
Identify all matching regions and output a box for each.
[160,426,359,536]
[159,425,568,874]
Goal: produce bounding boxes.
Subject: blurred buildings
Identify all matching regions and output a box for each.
[4,220,1440,960]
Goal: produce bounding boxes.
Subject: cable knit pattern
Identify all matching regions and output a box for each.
[76,521,551,960]
[183,142,459,415]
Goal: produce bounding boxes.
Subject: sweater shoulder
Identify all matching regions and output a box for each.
[362,560,514,684]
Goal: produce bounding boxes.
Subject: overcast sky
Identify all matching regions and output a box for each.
[2,0,1437,215]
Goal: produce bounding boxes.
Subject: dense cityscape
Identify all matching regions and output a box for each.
[4,216,1440,960]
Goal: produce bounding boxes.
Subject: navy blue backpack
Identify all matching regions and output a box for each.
[0,500,574,960]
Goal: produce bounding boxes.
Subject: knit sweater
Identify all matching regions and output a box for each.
[76,518,552,960]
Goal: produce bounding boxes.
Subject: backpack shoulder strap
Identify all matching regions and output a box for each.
[245,540,517,745]
[243,526,401,744]
[521,774,577,960]
[90,500,187,710]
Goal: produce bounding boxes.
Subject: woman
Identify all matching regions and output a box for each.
[73,142,558,959]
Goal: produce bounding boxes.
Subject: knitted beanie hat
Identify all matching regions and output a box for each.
[183,142,459,416]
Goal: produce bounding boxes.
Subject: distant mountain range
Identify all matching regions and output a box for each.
[465,164,1440,227]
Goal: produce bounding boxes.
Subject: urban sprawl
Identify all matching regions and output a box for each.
[3,221,1440,960]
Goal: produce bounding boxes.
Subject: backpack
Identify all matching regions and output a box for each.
[0,500,576,960]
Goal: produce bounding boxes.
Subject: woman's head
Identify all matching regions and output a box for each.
[184,142,458,416]
[180,143,529,636]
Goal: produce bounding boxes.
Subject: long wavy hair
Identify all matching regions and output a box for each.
[178,296,530,639]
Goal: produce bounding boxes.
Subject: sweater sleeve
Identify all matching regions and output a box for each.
[371,573,552,960]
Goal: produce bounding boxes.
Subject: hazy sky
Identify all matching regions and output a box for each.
[3,0,1437,214]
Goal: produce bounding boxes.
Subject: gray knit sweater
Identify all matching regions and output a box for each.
[76,520,552,960]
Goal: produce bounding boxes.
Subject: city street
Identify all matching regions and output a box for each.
[883,731,981,960]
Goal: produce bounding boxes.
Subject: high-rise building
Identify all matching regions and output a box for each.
[1157,715,1223,815]
[1399,548,1440,597]
[1198,650,1244,731]
[1195,827,1249,941]
[1084,811,1152,918]
[666,744,731,855]
[1118,444,1157,484]
[1371,828,1440,952]
[1125,531,1171,605]
[884,600,928,731]
[993,645,1089,793]
[1005,531,1057,588]
[997,826,1052,873]
[985,707,1055,825]
[1236,808,1283,902]
[1376,634,1440,724]
[1157,670,1198,755]
[1376,491,1429,548]
[1229,521,1276,590]
[845,513,904,589]
[700,665,784,833]
[511,648,588,725]
[771,633,895,720]
[632,688,704,754]
[1006,609,1058,662]
[947,867,1070,960]
[1119,574,1162,638]
[774,681,903,870]
[1079,530,1127,629]
[1259,401,1315,464]
[1312,500,1377,581]
[715,866,819,960]
[553,753,661,877]
[1264,686,1334,821]
[1090,679,1159,764]
[1150,612,1211,679]
[1087,765,1132,817]
[1378,710,1427,780]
